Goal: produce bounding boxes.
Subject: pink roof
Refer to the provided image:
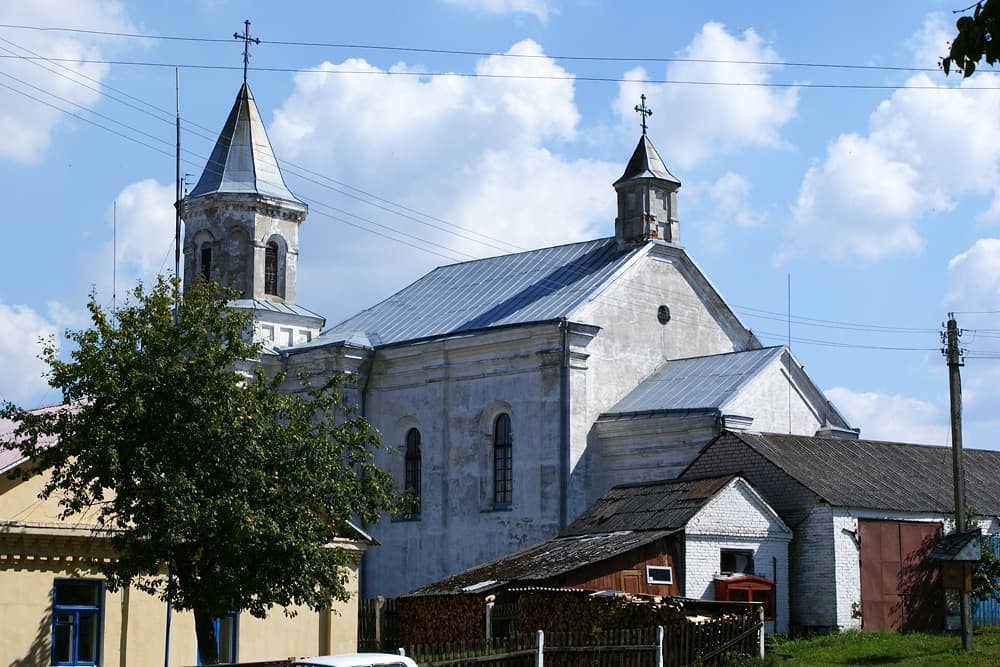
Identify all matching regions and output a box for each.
[0,403,69,473]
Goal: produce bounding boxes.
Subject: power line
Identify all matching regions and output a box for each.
[0,22,941,73]
[2,54,994,91]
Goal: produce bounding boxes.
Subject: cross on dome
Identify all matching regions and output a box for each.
[634,94,652,136]
[233,19,261,85]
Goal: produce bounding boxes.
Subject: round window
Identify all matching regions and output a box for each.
[657,305,671,324]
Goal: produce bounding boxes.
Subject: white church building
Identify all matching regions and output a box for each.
[181,83,855,599]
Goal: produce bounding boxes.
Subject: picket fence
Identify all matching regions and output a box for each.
[397,613,764,667]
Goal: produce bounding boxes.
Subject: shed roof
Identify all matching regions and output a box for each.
[309,237,639,349]
[718,432,1000,515]
[604,347,784,415]
[563,475,738,536]
[406,475,742,596]
[405,530,673,596]
[187,83,302,204]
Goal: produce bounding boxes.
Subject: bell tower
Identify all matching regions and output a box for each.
[180,81,324,348]
[614,95,681,248]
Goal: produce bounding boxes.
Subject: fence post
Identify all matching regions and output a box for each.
[536,629,544,667]
[656,625,664,667]
[485,601,494,640]
[373,596,385,650]
[397,647,406,656]
[758,605,765,658]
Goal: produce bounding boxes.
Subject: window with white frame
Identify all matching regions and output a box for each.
[646,565,673,585]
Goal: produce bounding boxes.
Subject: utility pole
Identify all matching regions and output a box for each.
[943,313,973,651]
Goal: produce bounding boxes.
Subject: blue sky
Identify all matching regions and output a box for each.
[2,0,999,451]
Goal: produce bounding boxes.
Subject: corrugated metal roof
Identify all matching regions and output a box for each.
[613,135,680,186]
[605,347,784,415]
[563,475,737,536]
[405,530,673,596]
[187,83,302,204]
[310,237,638,348]
[229,299,324,321]
[728,432,1000,515]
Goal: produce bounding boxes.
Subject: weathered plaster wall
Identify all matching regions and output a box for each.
[359,324,565,598]
[724,356,824,436]
[570,244,755,516]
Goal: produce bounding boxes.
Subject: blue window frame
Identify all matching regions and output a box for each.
[197,611,238,664]
[51,579,103,666]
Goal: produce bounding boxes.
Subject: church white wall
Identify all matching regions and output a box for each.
[570,244,755,516]
[595,413,719,492]
[358,324,565,598]
[723,355,824,436]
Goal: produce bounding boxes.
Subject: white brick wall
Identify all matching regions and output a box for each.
[684,480,791,634]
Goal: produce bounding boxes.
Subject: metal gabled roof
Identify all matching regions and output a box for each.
[613,135,680,187]
[309,237,640,349]
[187,83,302,204]
[604,347,784,416]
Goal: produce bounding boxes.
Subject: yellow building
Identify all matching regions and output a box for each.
[0,439,369,666]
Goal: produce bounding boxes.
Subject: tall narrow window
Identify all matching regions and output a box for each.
[264,242,279,296]
[200,244,212,281]
[52,579,102,666]
[493,414,512,508]
[404,428,421,517]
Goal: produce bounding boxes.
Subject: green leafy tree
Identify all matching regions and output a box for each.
[0,278,395,664]
[942,0,1000,76]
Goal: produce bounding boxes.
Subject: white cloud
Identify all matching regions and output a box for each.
[0,0,135,163]
[265,41,627,319]
[947,238,1000,312]
[614,22,799,170]
[786,68,1000,261]
[80,179,177,298]
[0,302,67,406]
[441,0,552,22]
[683,171,765,252]
[826,386,948,445]
[910,13,953,70]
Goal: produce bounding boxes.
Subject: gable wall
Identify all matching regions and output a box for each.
[725,358,824,436]
[570,247,754,515]
[356,324,566,597]
[684,480,791,633]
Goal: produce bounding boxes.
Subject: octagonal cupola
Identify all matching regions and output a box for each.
[614,96,681,248]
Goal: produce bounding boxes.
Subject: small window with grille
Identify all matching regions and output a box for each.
[493,414,512,509]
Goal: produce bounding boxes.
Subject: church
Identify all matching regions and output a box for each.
[180,83,855,599]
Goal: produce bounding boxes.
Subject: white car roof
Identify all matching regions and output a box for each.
[292,653,417,667]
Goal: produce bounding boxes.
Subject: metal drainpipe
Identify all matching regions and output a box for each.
[559,319,570,529]
[358,348,376,600]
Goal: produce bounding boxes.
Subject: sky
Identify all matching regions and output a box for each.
[1,0,999,451]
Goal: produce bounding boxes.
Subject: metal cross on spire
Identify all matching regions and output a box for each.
[233,19,260,85]
[634,94,652,136]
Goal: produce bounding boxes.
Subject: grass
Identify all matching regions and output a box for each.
[746,628,1000,666]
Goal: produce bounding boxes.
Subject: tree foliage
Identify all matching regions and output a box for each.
[0,278,396,664]
[943,0,1000,77]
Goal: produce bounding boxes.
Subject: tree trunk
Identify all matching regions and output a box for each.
[194,607,220,665]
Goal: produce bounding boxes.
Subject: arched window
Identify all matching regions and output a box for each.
[200,243,212,281]
[404,428,421,517]
[264,241,279,296]
[493,414,512,508]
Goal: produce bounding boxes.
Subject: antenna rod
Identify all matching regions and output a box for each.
[113,199,117,318]
[174,67,182,319]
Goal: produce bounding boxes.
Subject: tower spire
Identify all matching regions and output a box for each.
[233,19,260,85]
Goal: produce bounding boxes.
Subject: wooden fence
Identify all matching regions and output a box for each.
[359,596,400,652]
[400,613,763,667]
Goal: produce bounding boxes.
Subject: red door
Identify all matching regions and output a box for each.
[859,520,943,631]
